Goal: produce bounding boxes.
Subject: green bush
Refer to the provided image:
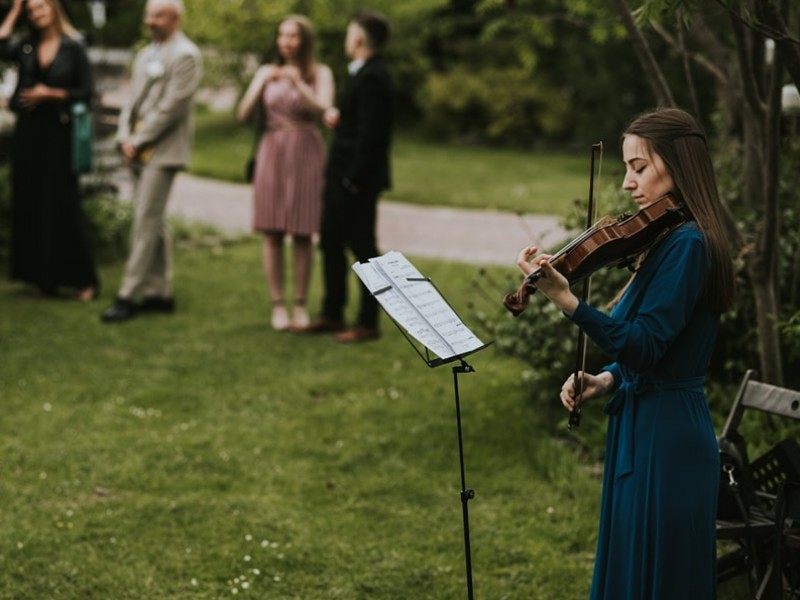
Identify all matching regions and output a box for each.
[418,67,572,146]
[81,187,134,264]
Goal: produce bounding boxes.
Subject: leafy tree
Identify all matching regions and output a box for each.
[181,0,446,114]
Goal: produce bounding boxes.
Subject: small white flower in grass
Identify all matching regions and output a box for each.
[231,588,238,595]
[43,403,52,412]
[245,534,253,541]
[241,582,250,590]
[546,506,555,514]
[251,569,260,576]
[16,542,23,549]
[261,540,269,547]
[273,575,281,582]
[244,555,251,562]
[270,542,279,549]
[190,578,198,586]
[39,472,47,480]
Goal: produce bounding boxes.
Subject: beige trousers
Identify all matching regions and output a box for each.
[118,165,178,301]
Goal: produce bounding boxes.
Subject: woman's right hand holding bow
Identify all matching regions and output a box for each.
[560,371,615,412]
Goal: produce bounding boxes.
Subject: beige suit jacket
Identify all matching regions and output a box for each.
[117,31,202,169]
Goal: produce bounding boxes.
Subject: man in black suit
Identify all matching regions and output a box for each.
[304,10,393,342]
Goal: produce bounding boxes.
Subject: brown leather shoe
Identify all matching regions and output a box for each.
[297,316,345,334]
[334,326,380,343]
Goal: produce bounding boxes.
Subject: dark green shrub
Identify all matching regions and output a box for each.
[81,187,133,264]
[418,67,572,146]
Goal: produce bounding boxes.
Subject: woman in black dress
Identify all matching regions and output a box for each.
[0,0,99,300]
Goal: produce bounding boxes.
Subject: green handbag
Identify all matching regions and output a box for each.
[71,102,93,174]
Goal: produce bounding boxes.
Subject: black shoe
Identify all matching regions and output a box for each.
[100,297,138,323]
[138,296,175,313]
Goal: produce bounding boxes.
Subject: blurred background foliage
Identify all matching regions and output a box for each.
[54,0,722,146]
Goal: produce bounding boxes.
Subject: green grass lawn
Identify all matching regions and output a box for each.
[0,240,603,599]
[189,110,593,216]
[0,237,753,598]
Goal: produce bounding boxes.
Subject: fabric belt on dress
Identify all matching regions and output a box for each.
[603,375,706,479]
[266,123,315,132]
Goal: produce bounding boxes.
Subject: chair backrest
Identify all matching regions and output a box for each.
[718,370,800,508]
[720,369,800,439]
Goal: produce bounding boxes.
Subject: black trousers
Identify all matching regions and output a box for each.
[319,180,380,328]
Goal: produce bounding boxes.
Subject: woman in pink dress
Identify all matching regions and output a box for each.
[237,15,334,330]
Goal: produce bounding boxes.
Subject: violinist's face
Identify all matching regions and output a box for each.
[622,134,674,209]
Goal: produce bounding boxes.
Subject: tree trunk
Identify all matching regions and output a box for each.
[608,0,676,107]
[749,270,784,384]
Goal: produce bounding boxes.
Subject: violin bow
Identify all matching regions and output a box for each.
[568,142,603,430]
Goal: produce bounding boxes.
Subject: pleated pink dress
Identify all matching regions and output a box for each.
[252,75,325,236]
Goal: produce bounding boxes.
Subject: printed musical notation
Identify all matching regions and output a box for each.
[352,251,484,361]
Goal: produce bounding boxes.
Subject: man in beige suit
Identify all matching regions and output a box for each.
[101,0,202,323]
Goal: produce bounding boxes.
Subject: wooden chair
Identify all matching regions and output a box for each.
[766,481,800,599]
[716,369,800,597]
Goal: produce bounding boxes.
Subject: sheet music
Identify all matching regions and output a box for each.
[352,251,484,360]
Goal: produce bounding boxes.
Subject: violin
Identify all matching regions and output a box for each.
[503,194,689,316]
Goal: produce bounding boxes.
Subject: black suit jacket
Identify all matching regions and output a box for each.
[326,55,393,194]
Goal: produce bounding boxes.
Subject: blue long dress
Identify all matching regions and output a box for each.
[568,221,719,600]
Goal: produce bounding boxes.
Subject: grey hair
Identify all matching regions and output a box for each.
[146,0,185,16]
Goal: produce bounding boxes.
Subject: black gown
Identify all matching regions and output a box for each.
[1,34,99,295]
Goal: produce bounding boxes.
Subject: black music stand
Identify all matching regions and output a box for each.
[353,253,492,600]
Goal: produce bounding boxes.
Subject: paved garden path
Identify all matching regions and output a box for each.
[147,172,569,268]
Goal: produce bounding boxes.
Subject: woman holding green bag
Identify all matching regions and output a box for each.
[0,0,99,301]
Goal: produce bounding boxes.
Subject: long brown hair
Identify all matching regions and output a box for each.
[274,15,316,82]
[622,107,735,313]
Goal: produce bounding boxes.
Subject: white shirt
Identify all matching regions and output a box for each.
[348,59,365,76]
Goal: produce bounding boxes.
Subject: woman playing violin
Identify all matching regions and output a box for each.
[516,108,735,599]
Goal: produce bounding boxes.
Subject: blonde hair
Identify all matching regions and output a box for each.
[26,0,80,38]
